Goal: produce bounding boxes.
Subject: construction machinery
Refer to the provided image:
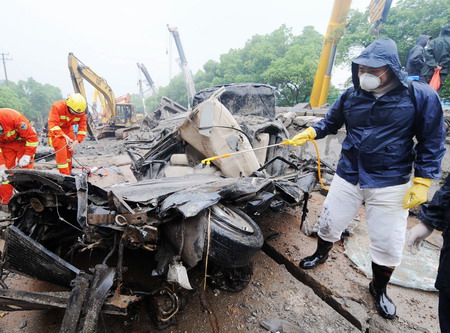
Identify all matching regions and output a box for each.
[309,0,352,107]
[309,0,393,107]
[93,92,133,124]
[68,53,139,138]
[137,63,157,115]
[167,25,196,108]
[137,63,157,97]
[115,93,131,104]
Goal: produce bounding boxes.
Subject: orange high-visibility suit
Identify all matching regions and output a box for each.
[0,108,39,204]
[48,100,87,175]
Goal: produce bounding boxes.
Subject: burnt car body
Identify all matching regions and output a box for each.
[0,84,320,331]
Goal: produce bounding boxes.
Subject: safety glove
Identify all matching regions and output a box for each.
[403,177,432,209]
[18,155,31,168]
[406,222,434,254]
[289,127,316,146]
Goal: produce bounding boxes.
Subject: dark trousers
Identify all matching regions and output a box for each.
[439,292,450,332]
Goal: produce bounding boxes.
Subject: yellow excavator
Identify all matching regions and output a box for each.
[68,53,139,138]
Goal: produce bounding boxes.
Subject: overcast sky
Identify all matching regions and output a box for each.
[1,0,374,99]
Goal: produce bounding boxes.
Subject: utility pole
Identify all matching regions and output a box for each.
[1,53,12,86]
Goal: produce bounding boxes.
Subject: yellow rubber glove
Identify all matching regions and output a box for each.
[403,177,432,209]
[290,127,317,146]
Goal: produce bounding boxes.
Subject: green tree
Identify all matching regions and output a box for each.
[262,26,323,105]
[195,60,221,91]
[159,74,190,107]
[0,78,62,119]
[191,25,330,106]
[17,78,62,118]
[144,95,160,114]
[130,93,145,114]
[0,83,33,117]
[204,25,293,86]
[143,74,189,112]
[0,86,23,110]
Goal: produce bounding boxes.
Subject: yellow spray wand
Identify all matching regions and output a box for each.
[201,139,329,190]
[201,141,290,165]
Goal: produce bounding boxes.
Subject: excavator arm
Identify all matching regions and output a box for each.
[68,53,138,139]
[68,54,88,99]
[115,94,131,104]
[67,53,101,140]
[68,53,117,121]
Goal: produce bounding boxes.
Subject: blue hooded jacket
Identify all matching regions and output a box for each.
[312,38,445,188]
[405,35,431,76]
[421,24,450,85]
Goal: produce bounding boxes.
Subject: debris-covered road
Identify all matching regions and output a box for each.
[0,187,440,332]
[0,85,448,332]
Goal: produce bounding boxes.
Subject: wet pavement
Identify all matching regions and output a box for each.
[258,193,440,333]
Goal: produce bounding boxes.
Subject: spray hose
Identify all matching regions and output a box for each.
[201,139,330,191]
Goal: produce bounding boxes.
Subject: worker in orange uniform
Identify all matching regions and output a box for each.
[48,93,87,175]
[0,108,39,205]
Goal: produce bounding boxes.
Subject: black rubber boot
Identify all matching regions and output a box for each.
[369,262,396,319]
[299,237,333,269]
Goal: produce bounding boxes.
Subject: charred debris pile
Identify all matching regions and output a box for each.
[0,84,333,331]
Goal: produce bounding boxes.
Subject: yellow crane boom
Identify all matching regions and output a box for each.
[309,0,352,107]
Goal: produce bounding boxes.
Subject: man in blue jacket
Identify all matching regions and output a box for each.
[291,38,446,319]
[420,25,450,90]
[405,35,431,77]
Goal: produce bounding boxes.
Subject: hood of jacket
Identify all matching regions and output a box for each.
[416,35,431,47]
[351,38,408,88]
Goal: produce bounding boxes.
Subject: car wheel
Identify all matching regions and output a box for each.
[205,203,263,268]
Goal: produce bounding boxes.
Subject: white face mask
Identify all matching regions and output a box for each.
[359,68,389,92]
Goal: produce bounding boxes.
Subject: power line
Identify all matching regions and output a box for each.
[10,60,27,81]
[1,53,12,86]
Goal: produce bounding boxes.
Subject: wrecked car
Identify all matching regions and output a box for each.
[0,83,321,331]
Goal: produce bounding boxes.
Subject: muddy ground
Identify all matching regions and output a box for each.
[0,134,444,333]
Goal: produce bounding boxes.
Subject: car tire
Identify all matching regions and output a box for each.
[205,203,263,268]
